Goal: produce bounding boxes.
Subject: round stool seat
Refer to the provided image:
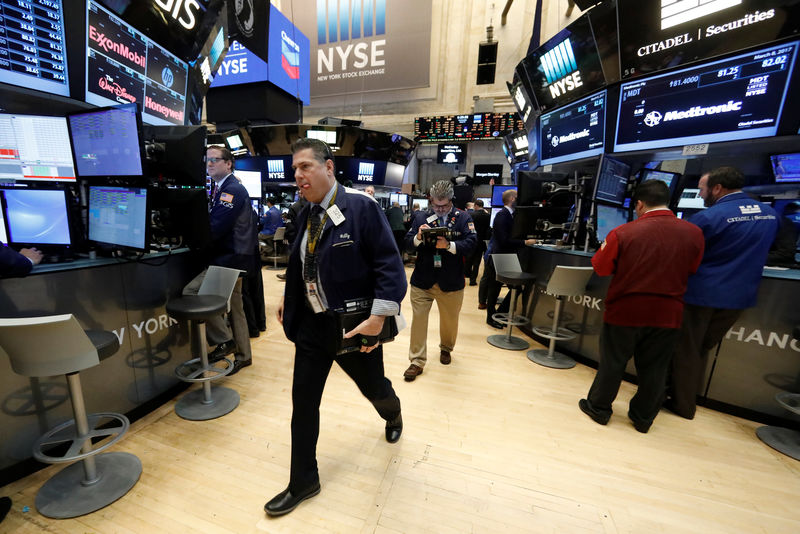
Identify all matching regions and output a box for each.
[496,271,535,287]
[166,295,228,321]
[84,330,120,361]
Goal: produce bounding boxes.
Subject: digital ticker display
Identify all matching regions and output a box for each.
[86,1,188,126]
[414,113,524,141]
[539,90,606,166]
[615,41,798,153]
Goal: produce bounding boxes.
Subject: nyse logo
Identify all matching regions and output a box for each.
[317,0,386,75]
[540,39,583,99]
[153,0,201,31]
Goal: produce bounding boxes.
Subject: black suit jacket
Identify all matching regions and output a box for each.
[0,245,33,278]
[489,207,524,254]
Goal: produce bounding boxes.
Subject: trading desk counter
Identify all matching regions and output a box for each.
[521,245,800,426]
[0,250,200,476]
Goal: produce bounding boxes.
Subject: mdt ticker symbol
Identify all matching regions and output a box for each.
[317,0,386,44]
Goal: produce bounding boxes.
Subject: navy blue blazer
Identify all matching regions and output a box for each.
[282,185,408,342]
[405,208,477,291]
[208,173,257,274]
[489,207,524,254]
[0,245,33,278]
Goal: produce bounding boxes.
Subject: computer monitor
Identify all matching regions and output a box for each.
[594,156,631,206]
[595,203,630,243]
[390,193,399,204]
[491,185,515,207]
[67,104,144,178]
[640,169,681,195]
[236,170,262,199]
[0,206,7,244]
[416,199,429,211]
[1,188,72,247]
[771,153,800,183]
[150,187,211,250]
[773,199,800,234]
[490,207,503,227]
[87,186,149,251]
[476,197,491,207]
[0,114,77,183]
[142,125,207,186]
[677,188,706,210]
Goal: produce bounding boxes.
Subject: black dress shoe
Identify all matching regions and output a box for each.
[579,398,610,425]
[276,272,287,280]
[486,318,504,330]
[385,413,402,443]
[227,358,252,376]
[249,329,260,338]
[264,483,321,516]
[628,412,651,434]
[0,496,11,523]
[208,340,236,363]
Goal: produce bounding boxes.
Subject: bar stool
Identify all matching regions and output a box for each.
[167,265,242,421]
[756,325,800,460]
[487,254,536,350]
[261,226,288,269]
[0,315,141,519]
[528,265,595,369]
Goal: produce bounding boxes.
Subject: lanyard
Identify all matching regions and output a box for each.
[305,188,338,255]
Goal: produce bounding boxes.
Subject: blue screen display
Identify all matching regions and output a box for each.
[596,203,629,243]
[2,189,71,245]
[491,185,516,207]
[68,105,143,177]
[771,153,800,183]
[88,186,148,250]
[594,156,631,206]
[538,90,606,166]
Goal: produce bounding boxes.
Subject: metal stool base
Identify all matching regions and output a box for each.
[175,386,240,420]
[756,426,800,461]
[487,334,530,351]
[35,452,142,518]
[527,348,576,369]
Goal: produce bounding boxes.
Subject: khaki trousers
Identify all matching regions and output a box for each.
[408,284,464,367]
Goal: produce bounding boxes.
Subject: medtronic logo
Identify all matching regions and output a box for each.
[644,111,662,127]
[281,30,301,79]
[161,67,174,88]
[643,101,743,127]
[551,136,560,148]
[540,39,583,99]
[550,129,590,147]
[317,0,386,44]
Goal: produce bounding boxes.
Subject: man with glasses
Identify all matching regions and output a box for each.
[183,145,257,375]
[403,180,477,381]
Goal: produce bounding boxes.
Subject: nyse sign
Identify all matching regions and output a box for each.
[153,0,202,30]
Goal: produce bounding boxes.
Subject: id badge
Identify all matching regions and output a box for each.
[305,281,325,313]
[433,254,442,268]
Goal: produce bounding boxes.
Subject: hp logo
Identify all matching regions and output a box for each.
[161,67,174,88]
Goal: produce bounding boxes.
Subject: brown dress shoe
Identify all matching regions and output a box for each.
[440,350,451,365]
[403,364,423,381]
[478,303,487,310]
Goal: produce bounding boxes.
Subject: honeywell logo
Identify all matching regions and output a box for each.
[645,100,743,126]
[89,25,146,68]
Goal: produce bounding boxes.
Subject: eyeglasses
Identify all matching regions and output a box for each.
[205,156,226,164]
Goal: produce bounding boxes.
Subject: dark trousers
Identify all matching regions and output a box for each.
[483,258,510,318]
[289,307,401,491]
[466,241,486,283]
[669,304,742,419]
[241,264,266,333]
[586,323,679,428]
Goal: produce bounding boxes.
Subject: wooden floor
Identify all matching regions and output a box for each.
[3,265,800,533]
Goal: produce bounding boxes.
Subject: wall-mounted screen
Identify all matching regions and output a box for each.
[0,205,6,244]
[415,113,524,141]
[437,144,466,165]
[477,197,491,207]
[539,90,606,166]
[618,0,800,79]
[0,0,70,97]
[594,155,631,206]
[640,169,681,195]
[236,170,262,198]
[1,188,71,247]
[473,164,503,185]
[67,104,144,178]
[615,41,799,153]
[771,153,800,183]
[596,203,630,243]
[87,186,149,251]
[0,114,76,182]
[505,129,530,163]
[415,199,428,211]
[86,1,188,125]
[491,185,516,207]
[677,188,706,210]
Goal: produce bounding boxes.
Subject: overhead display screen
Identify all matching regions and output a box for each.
[618,0,800,79]
[539,90,606,166]
[615,41,798,153]
[0,113,75,182]
[85,1,188,126]
[521,14,605,112]
[437,143,466,164]
[0,0,69,97]
[415,113,524,142]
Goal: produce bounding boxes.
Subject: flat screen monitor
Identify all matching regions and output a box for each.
[505,130,530,162]
[384,162,405,189]
[771,153,800,183]
[389,193,399,204]
[473,164,503,185]
[596,203,629,243]
[477,197,491,207]
[773,199,800,233]
[397,194,408,207]
[0,0,70,97]
[415,199,428,211]
[85,1,188,126]
[615,41,799,153]
[1,188,71,247]
[677,188,706,210]
[224,132,248,156]
[88,186,149,251]
[491,185,515,207]
[490,207,502,227]
[594,156,631,206]
[517,171,566,207]
[640,169,681,195]
[437,144,466,165]
[142,125,206,186]
[0,206,6,244]
[0,114,76,182]
[538,90,606,166]
[236,170,262,199]
[67,104,144,178]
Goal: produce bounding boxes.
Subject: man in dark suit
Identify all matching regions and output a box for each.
[183,145,257,374]
[0,244,43,278]
[402,180,476,381]
[483,189,536,328]
[265,138,406,517]
[466,199,490,286]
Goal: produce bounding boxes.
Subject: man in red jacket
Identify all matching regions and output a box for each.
[579,180,704,433]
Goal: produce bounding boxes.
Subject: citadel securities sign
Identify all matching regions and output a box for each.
[287,0,431,98]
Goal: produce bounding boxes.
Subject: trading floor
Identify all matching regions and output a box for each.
[3,265,800,533]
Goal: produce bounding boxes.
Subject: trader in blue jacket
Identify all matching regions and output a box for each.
[0,244,42,278]
[667,166,779,419]
[265,138,406,517]
[403,179,476,381]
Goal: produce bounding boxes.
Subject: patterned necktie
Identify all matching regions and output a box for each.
[304,205,324,282]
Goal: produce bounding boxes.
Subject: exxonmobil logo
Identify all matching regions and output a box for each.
[89,25,146,68]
